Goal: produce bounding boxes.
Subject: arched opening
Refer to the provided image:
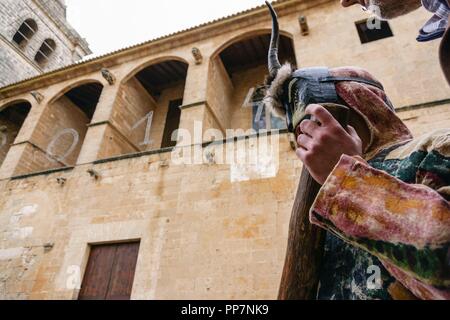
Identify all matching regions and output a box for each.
[34,39,56,67]
[12,19,38,49]
[100,59,188,159]
[0,101,31,167]
[17,82,104,175]
[208,32,296,132]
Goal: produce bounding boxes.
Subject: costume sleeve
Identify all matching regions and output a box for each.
[309,133,450,300]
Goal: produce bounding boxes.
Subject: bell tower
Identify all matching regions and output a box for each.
[0,0,91,87]
[37,0,68,20]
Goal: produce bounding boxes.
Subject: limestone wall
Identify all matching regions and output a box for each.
[207,57,234,131]
[0,133,298,300]
[398,103,450,137]
[30,96,89,166]
[110,78,157,152]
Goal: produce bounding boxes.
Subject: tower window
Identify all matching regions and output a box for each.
[34,39,56,67]
[355,19,393,44]
[12,19,38,48]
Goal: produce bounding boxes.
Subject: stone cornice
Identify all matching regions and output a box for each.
[0,0,332,99]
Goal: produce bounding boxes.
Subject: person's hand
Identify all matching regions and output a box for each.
[296,104,363,185]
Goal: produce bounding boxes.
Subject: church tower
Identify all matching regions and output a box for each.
[0,0,91,87]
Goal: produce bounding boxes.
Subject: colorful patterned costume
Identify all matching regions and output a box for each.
[310,68,450,300]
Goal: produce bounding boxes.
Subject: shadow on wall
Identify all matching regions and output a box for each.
[95,59,189,160]
[208,31,296,134]
[11,82,103,176]
[0,101,31,167]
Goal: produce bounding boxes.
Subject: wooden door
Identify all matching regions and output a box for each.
[161,99,182,148]
[78,242,140,300]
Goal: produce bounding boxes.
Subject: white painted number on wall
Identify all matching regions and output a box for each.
[46,128,80,162]
[242,87,256,108]
[255,102,266,122]
[132,111,154,146]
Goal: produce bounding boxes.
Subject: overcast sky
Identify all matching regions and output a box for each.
[66,0,269,58]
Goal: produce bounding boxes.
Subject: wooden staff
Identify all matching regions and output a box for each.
[278,103,349,300]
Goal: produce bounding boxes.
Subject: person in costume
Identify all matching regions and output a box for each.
[264,0,449,299]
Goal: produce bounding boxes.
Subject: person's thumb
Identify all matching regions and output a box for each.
[346,125,360,141]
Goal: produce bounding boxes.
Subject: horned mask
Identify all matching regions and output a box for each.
[264,1,391,134]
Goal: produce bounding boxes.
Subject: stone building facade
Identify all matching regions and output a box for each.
[0,0,91,87]
[0,0,448,299]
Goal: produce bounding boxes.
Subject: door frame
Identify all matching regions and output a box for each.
[54,219,168,300]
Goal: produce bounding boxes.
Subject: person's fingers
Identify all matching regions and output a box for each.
[347,126,361,141]
[297,134,314,151]
[305,104,337,127]
[346,125,359,140]
[299,119,320,137]
[295,147,309,164]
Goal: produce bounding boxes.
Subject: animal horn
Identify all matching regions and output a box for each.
[265,1,282,80]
